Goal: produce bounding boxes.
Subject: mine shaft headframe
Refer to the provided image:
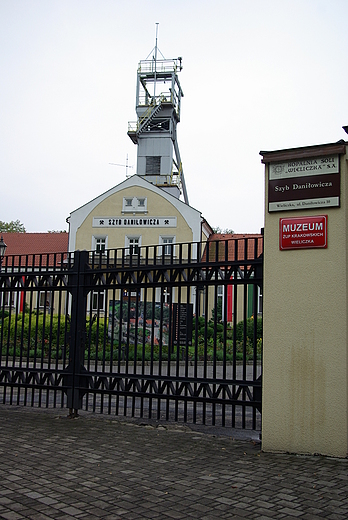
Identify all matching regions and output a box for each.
[136,56,184,114]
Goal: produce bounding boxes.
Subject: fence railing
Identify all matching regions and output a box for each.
[0,237,263,429]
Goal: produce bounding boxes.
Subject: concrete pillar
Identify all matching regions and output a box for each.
[261,141,348,457]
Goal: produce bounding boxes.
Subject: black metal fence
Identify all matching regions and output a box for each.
[0,237,263,429]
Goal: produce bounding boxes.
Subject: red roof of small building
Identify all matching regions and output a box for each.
[1,233,68,268]
[1,233,68,256]
[203,233,263,262]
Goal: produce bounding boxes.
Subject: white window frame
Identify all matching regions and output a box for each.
[91,290,106,313]
[92,236,108,254]
[136,197,147,211]
[122,197,147,213]
[125,235,141,256]
[2,291,17,308]
[155,286,174,304]
[258,286,263,315]
[159,236,175,256]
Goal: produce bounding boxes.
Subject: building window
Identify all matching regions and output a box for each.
[217,285,224,322]
[2,291,16,308]
[160,236,175,256]
[146,156,161,174]
[129,238,139,255]
[91,291,105,312]
[122,197,147,213]
[155,286,174,304]
[93,236,107,254]
[126,236,141,256]
[38,292,52,309]
[162,287,172,304]
[258,286,263,315]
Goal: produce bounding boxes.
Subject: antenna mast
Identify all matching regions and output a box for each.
[153,22,159,99]
[109,154,134,177]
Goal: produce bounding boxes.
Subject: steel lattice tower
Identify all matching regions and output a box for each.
[128,32,188,203]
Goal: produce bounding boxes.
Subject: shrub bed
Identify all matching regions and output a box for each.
[1,313,262,362]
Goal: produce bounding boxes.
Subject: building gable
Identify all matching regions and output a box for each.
[68,176,202,252]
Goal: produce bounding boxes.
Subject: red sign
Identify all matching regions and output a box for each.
[279,215,328,250]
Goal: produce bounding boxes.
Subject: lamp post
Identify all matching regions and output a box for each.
[0,235,7,265]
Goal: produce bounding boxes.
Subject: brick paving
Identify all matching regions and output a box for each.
[0,405,347,519]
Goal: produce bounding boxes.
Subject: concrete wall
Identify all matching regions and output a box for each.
[262,145,348,457]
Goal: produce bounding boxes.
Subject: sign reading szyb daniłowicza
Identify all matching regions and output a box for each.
[93,216,177,228]
[279,215,328,250]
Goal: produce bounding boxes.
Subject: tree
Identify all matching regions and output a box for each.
[211,298,223,322]
[0,220,26,233]
[212,226,234,234]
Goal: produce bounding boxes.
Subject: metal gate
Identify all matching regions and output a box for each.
[0,237,263,430]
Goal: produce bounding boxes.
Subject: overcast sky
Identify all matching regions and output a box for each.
[1,0,347,234]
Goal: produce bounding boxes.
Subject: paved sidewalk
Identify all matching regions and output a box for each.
[0,405,347,520]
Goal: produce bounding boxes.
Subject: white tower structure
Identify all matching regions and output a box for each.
[128,30,189,204]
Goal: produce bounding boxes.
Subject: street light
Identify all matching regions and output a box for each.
[0,235,7,265]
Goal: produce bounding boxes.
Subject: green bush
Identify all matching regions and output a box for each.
[1,312,70,358]
[1,310,262,363]
[235,317,262,343]
[191,316,262,362]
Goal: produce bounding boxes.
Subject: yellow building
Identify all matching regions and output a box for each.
[67,174,210,254]
[68,49,211,256]
[67,48,213,317]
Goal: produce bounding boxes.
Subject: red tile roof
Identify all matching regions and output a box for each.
[1,233,68,268]
[1,233,68,256]
[203,233,263,262]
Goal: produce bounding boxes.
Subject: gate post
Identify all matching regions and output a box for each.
[66,250,89,416]
[261,141,348,457]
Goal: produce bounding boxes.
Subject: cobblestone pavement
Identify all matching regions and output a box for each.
[0,405,347,520]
